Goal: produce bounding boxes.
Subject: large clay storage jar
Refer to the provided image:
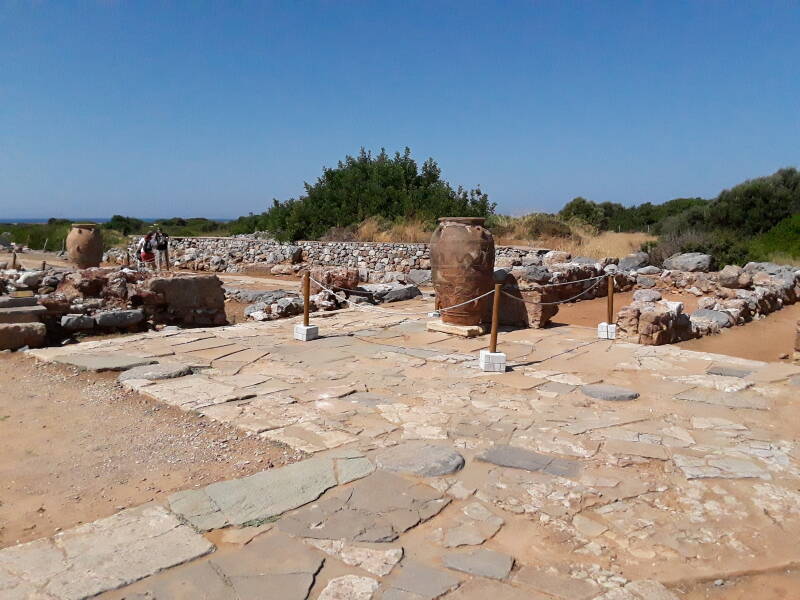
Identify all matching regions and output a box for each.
[66,223,103,268]
[430,217,495,325]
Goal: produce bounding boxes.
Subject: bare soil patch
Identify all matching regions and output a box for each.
[0,352,298,548]
[677,301,800,363]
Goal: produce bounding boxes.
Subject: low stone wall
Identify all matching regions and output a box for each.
[108,236,553,278]
[616,264,800,345]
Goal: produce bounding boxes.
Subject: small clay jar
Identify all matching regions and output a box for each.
[66,223,103,268]
[430,217,495,325]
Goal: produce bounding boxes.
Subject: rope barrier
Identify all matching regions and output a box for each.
[502,277,605,305]
[524,274,607,287]
[310,277,495,316]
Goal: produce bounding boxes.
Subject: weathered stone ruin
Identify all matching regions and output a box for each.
[615,257,800,345]
[0,266,227,350]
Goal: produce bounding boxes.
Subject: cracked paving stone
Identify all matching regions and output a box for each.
[0,504,213,600]
[477,444,581,478]
[513,566,600,600]
[50,353,158,372]
[169,454,372,530]
[385,561,464,599]
[304,539,403,576]
[374,442,465,477]
[117,362,193,382]
[444,579,551,599]
[672,453,771,480]
[318,575,379,600]
[441,502,504,548]
[134,532,323,600]
[707,364,752,379]
[581,384,640,402]
[443,548,514,579]
[277,470,449,543]
[674,388,769,410]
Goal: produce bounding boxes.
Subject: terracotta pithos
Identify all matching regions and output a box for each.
[430,217,495,325]
[66,223,103,269]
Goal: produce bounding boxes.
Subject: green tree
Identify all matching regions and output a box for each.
[558,197,604,225]
[231,148,495,241]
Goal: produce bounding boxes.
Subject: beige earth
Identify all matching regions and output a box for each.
[0,352,299,549]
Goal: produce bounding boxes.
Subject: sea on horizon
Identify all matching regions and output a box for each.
[2,218,232,224]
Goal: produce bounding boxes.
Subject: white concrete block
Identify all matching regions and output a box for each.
[597,322,609,339]
[607,324,617,339]
[479,350,507,372]
[294,324,319,341]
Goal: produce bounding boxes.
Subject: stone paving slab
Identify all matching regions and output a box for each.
[15,309,800,594]
[168,453,373,530]
[49,353,157,372]
[477,444,581,478]
[0,504,212,600]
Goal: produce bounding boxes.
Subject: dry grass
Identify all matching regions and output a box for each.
[348,214,654,258]
[355,217,431,243]
[766,252,800,267]
[535,231,656,259]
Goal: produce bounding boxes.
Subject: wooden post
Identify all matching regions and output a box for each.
[165,245,171,271]
[125,251,130,267]
[303,271,311,327]
[489,282,502,353]
[607,273,615,325]
[41,260,46,271]
[11,252,17,270]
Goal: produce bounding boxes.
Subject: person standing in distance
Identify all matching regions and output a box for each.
[154,227,170,271]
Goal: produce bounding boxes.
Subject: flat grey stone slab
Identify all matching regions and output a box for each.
[477,444,580,478]
[0,304,47,323]
[169,454,373,530]
[514,566,600,600]
[443,548,514,579]
[51,353,157,372]
[537,381,577,395]
[444,579,542,599]
[707,364,752,379]
[278,470,448,543]
[386,561,464,599]
[582,384,640,401]
[675,388,769,410]
[118,362,193,382]
[375,442,465,477]
[0,504,212,600]
[132,532,322,600]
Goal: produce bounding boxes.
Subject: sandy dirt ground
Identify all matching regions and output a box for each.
[0,353,300,549]
[678,301,800,363]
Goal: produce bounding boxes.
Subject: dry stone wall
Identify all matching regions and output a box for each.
[111,236,553,279]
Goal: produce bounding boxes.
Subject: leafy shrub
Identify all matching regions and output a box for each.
[227,148,495,241]
[750,214,800,260]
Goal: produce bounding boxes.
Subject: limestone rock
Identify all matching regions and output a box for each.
[94,309,145,329]
[319,575,379,600]
[619,252,650,271]
[663,252,713,272]
[60,313,95,331]
[0,322,46,350]
[633,289,662,303]
[582,383,640,401]
[375,442,465,477]
[118,362,193,382]
[443,549,514,580]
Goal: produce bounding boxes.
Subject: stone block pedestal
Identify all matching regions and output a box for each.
[427,319,487,338]
[294,324,319,342]
[479,349,507,372]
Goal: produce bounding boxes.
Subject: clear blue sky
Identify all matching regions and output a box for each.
[2,1,799,219]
